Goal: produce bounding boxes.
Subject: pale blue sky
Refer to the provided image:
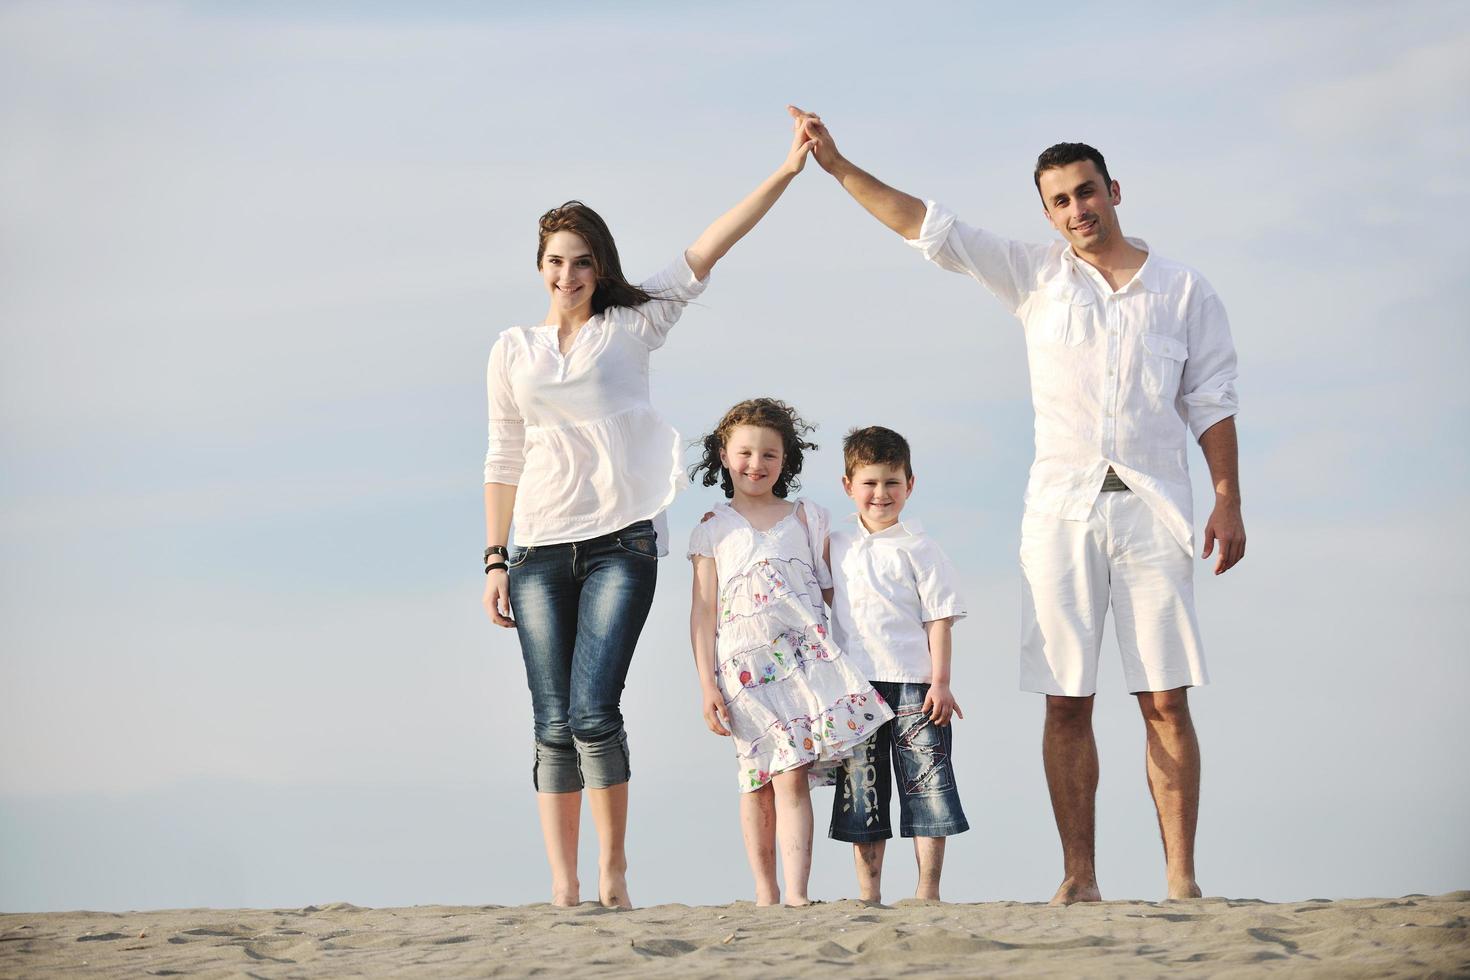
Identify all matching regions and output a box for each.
[2,0,1467,911]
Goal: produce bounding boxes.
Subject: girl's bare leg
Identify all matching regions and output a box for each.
[587,783,632,908]
[739,784,781,905]
[536,791,582,906]
[772,767,814,906]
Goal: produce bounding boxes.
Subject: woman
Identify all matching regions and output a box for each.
[482,117,814,908]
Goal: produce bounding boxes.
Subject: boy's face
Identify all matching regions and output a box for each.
[842,462,913,532]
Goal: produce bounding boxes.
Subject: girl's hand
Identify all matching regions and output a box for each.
[780,114,816,177]
[702,685,732,736]
[482,570,515,628]
[922,682,963,727]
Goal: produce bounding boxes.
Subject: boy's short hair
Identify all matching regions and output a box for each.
[843,426,913,479]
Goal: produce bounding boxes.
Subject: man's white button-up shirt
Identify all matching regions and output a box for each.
[908,202,1239,553]
[829,515,967,684]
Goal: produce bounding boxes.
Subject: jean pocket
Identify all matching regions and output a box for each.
[507,546,534,569]
[614,524,658,559]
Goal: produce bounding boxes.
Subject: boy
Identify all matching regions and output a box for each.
[827,425,969,903]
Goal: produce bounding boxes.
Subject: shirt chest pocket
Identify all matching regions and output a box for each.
[1140,332,1188,398]
[1037,289,1095,347]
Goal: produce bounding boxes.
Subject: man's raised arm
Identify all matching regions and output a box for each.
[788,105,925,239]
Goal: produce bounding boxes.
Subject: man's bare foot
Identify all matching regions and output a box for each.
[599,869,631,909]
[1166,877,1203,900]
[1049,876,1102,906]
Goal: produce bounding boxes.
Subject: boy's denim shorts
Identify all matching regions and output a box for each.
[829,681,969,841]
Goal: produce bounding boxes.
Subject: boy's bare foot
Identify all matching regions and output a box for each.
[599,868,631,909]
[1048,876,1102,906]
[1166,877,1203,900]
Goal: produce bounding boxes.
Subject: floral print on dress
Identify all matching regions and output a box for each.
[688,499,895,793]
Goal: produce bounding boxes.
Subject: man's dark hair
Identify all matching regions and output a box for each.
[843,426,913,479]
[1033,143,1112,201]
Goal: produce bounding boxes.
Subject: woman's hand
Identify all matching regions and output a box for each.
[780,113,816,177]
[482,569,515,628]
[702,684,731,736]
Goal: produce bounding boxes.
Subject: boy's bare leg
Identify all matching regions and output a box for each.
[771,767,814,906]
[739,784,781,905]
[913,837,946,900]
[536,791,582,906]
[853,840,885,903]
[586,783,631,909]
[1137,687,1203,899]
[1043,694,1103,905]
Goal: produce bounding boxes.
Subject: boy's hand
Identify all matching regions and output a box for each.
[702,685,731,736]
[923,682,963,726]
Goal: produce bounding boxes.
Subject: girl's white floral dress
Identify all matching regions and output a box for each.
[689,498,894,792]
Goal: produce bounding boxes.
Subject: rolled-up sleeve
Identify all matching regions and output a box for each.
[620,253,711,350]
[1181,288,1239,440]
[482,337,525,485]
[905,201,1044,314]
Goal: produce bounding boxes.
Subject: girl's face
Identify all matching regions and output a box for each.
[540,230,598,318]
[720,424,786,498]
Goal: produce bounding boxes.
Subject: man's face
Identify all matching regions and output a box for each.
[842,463,913,532]
[1038,160,1122,253]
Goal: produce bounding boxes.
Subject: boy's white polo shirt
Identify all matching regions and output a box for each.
[829,514,967,683]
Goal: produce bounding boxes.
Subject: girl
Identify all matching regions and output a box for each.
[688,398,893,906]
[482,119,815,909]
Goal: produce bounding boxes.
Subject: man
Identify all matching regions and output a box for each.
[788,105,1245,904]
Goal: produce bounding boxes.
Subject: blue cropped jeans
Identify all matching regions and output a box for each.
[507,520,659,793]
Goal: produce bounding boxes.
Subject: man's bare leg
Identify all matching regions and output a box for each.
[1043,694,1102,905]
[913,837,946,901]
[852,840,885,903]
[1137,687,1202,899]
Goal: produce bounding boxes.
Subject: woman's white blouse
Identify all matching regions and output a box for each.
[483,254,709,553]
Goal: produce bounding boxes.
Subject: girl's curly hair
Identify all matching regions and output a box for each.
[689,398,818,499]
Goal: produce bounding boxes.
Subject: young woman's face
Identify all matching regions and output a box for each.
[540,230,598,317]
[720,424,786,498]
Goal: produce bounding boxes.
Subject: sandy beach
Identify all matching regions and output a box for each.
[2,892,1465,978]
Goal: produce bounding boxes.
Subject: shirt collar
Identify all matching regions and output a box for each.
[1061,237,1159,295]
[844,512,923,538]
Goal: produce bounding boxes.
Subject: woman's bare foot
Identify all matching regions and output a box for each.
[599,867,631,909]
[1049,876,1102,906]
[784,895,814,907]
[550,881,580,907]
[754,885,781,907]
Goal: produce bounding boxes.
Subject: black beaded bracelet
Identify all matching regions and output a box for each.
[484,561,509,575]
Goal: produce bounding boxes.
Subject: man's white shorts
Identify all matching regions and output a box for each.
[1019,490,1207,696]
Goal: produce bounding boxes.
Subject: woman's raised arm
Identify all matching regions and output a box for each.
[683,116,814,281]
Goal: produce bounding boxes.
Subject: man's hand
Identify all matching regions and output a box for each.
[788,105,841,175]
[922,682,963,727]
[1202,499,1246,575]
